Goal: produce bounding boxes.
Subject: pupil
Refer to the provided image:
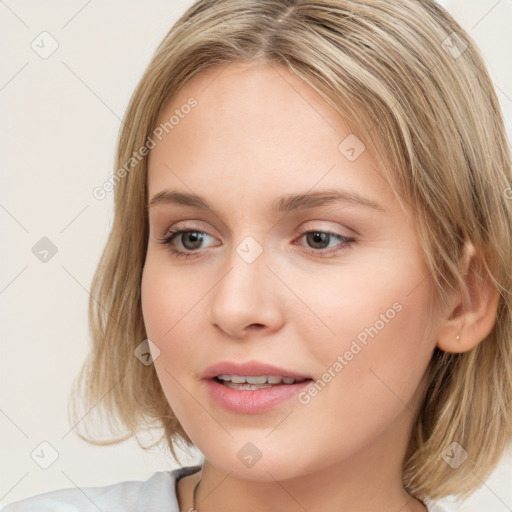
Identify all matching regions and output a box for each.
[308,232,328,249]
[183,232,203,249]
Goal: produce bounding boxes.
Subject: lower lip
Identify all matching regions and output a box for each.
[203,378,313,414]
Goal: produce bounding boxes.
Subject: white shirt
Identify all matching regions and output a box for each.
[1,465,452,511]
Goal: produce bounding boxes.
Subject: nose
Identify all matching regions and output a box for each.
[208,249,285,339]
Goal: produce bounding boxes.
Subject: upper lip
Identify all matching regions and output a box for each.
[201,360,312,380]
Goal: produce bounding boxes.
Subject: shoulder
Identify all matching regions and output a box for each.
[1,465,202,512]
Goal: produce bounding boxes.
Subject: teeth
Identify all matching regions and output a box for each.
[244,375,268,384]
[230,375,247,383]
[224,382,273,390]
[216,374,306,385]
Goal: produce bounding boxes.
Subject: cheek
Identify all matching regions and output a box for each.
[141,254,201,341]
[280,246,434,367]
[140,260,205,420]
[298,249,435,432]
[141,259,193,377]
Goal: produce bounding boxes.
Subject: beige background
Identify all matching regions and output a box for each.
[1,0,511,509]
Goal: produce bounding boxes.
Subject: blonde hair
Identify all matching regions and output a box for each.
[71,0,512,502]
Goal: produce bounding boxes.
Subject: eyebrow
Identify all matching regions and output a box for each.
[148,188,385,213]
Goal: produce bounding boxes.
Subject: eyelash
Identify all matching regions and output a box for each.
[157,224,355,260]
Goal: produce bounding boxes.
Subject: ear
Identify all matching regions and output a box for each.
[436,241,500,354]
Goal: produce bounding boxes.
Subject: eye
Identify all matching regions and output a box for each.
[157,225,355,259]
[157,225,218,259]
[295,230,355,257]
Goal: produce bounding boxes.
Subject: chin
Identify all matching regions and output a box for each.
[201,443,320,482]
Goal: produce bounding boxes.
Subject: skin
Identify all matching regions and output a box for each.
[141,60,499,512]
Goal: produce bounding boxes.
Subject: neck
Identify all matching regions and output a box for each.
[191,461,425,512]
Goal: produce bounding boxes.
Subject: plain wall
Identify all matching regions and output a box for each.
[1,0,511,509]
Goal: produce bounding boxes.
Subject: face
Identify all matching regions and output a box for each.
[141,61,438,481]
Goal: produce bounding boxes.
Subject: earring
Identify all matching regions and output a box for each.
[456,335,460,341]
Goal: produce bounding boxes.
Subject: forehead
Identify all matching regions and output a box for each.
[147,61,397,216]
[154,60,342,155]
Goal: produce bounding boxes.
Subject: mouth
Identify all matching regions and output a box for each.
[203,370,314,414]
[201,359,313,381]
[213,374,312,390]
[201,360,314,413]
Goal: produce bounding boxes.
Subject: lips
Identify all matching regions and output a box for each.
[201,360,312,381]
[203,372,313,414]
[200,360,314,413]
